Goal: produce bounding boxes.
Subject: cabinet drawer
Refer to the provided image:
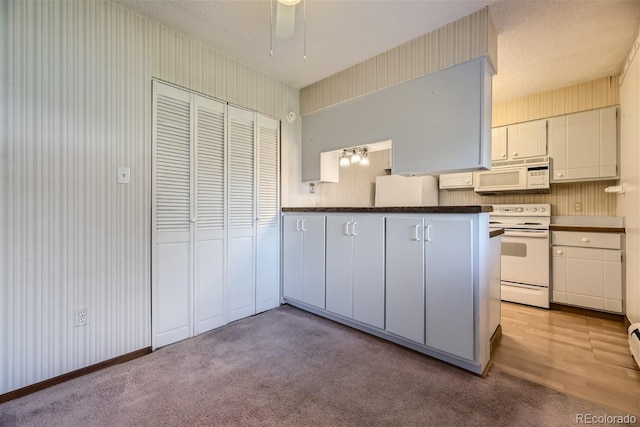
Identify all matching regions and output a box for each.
[552,231,621,249]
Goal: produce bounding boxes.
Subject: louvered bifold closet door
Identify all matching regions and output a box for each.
[152,81,193,349]
[256,115,280,313]
[227,106,256,322]
[194,96,226,334]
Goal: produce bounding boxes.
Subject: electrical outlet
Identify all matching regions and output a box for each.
[76,308,88,327]
[574,201,582,212]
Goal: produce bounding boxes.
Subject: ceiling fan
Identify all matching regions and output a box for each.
[274,0,303,39]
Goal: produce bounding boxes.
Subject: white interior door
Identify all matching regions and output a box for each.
[194,96,226,334]
[256,115,280,313]
[227,106,256,322]
[152,81,193,349]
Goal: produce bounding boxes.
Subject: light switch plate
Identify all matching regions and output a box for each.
[117,167,130,184]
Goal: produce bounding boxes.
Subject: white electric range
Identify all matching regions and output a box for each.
[490,204,551,309]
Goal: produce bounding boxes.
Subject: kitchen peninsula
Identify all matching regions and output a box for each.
[281,206,501,375]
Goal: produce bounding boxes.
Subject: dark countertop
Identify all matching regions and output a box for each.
[550,225,625,234]
[281,206,493,214]
[490,229,504,238]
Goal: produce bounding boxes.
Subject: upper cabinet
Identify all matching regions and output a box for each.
[548,106,618,182]
[301,57,493,181]
[506,119,548,160]
[491,127,508,162]
[492,120,547,164]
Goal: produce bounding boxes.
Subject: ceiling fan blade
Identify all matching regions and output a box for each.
[275,1,296,38]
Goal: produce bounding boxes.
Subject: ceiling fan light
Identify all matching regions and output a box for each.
[275,1,296,38]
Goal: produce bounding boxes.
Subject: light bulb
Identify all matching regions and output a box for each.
[339,152,350,167]
[350,150,362,164]
[360,154,369,166]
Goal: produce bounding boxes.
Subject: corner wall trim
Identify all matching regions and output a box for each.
[0,347,152,404]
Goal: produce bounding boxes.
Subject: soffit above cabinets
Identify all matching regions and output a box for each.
[114,0,640,101]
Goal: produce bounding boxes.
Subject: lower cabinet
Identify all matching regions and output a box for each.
[282,214,326,309]
[552,231,623,313]
[386,215,475,361]
[282,211,490,374]
[325,215,385,329]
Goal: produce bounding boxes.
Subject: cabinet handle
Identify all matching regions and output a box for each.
[301,219,306,232]
[190,217,197,224]
[513,152,518,157]
[582,237,589,243]
[353,222,358,236]
[465,180,470,184]
[557,172,563,177]
[425,225,432,242]
[556,250,563,255]
[296,219,301,231]
[413,225,421,241]
[501,153,506,158]
[344,221,351,236]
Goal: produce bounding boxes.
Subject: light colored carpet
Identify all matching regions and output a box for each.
[0,305,632,426]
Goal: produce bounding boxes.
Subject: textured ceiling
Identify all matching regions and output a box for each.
[114,0,640,101]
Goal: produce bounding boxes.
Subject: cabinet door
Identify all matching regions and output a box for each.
[424,216,475,361]
[282,215,303,302]
[600,106,618,178]
[551,247,568,303]
[491,127,507,162]
[567,109,600,180]
[352,216,385,329]
[516,120,547,158]
[385,217,424,343]
[326,215,354,318]
[549,116,568,181]
[439,172,473,189]
[302,215,326,309]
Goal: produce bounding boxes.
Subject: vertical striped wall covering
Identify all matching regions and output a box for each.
[299,7,496,116]
[0,0,307,394]
[492,77,620,127]
[439,181,619,217]
[313,150,390,207]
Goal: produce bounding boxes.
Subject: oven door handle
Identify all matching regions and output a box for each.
[502,231,549,238]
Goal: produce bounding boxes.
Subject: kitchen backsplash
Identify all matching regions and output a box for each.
[439,180,618,216]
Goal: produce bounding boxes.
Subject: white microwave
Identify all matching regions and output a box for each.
[474,161,550,194]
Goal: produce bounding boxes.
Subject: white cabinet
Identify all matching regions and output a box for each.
[506,119,548,160]
[491,126,508,162]
[439,172,473,190]
[282,214,326,309]
[424,216,475,361]
[385,215,475,360]
[552,231,623,313]
[492,121,547,165]
[325,215,385,328]
[386,217,425,343]
[319,151,339,183]
[549,106,618,182]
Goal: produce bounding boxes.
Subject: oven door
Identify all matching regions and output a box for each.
[501,229,549,287]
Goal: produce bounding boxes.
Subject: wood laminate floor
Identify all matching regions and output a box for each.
[492,302,640,416]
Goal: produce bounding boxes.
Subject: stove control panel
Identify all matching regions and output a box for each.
[491,204,551,217]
